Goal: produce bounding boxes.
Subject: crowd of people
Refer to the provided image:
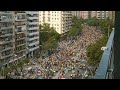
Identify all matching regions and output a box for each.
[35,25,103,79]
[6,25,103,79]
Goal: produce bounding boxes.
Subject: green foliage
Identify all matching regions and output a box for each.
[98,17,113,36]
[87,35,108,66]
[39,23,60,52]
[85,17,98,26]
[24,59,30,64]
[86,17,114,66]
[68,16,82,37]
[17,60,24,68]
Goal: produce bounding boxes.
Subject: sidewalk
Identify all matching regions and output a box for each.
[0,76,5,79]
[52,71,61,79]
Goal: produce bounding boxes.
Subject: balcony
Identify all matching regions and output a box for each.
[1,26,13,29]
[28,41,39,47]
[27,22,39,25]
[15,21,26,26]
[94,30,114,79]
[15,43,26,47]
[0,53,13,59]
[16,37,26,41]
[28,46,39,52]
[27,17,38,20]
[15,14,26,21]
[13,54,26,61]
[0,40,13,44]
[26,11,39,14]
[27,32,39,36]
[0,18,13,22]
[0,33,13,37]
[16,48,26,54]
[0,11,12,13]
[27,36,39,41]
[14,11,26,13]
[0,46,13,52]
[28,27,39,30]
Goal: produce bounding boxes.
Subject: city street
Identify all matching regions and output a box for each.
[5,25,102,79]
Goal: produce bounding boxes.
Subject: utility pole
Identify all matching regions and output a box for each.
[108,25,110,38]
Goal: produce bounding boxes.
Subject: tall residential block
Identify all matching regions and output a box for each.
[39,11,72,34]
[72,11,80,18]
[26,11,39,58]
[13,11,27,63]
[0,11,14,67]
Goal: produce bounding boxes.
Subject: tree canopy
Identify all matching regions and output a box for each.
[39,23,60,53]
[86,17,114,67]
[67,16,83,37]
[86,35,108,66]
[85,17,98,26]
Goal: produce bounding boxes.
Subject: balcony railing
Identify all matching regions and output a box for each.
[0,39,13,44]
[94,30,114,79]
[0,46,13,52]
[0,53,13,59]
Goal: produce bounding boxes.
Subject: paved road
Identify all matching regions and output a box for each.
[64,66,84,79]
[52,71,61,79]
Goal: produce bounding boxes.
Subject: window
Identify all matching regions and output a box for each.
[48,17,50,22]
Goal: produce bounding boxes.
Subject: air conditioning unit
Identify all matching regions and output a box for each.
[101,47,108,51]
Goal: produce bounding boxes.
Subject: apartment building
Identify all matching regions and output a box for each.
[39,11,72,34]
[13,11,27,64]
[79,11,89,19]
[0,11,14,68]
[72,11,113,20]
[90,11,97,18]
[72,11,80,18]
[108,11,115,21]
[26,11,39,58]
[96,11,109,19]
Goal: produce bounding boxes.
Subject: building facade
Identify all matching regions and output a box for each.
[0,11,14,67]
[0,11,40,68]
[72,11,80,18]
[39,11,72,34]
[13,11,27,64]
[26,11,39,58]
[0,11,27,68]
[79,11,89,19]
[90,11,97,18]
[96,11,109,19]
[72,11,113,20]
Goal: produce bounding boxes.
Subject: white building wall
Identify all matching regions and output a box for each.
[39,11,72,34]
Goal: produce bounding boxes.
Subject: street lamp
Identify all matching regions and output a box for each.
[40,45,42,54]
[2,66,4,78]
[14,54,17,65]
[39,44,42,60]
